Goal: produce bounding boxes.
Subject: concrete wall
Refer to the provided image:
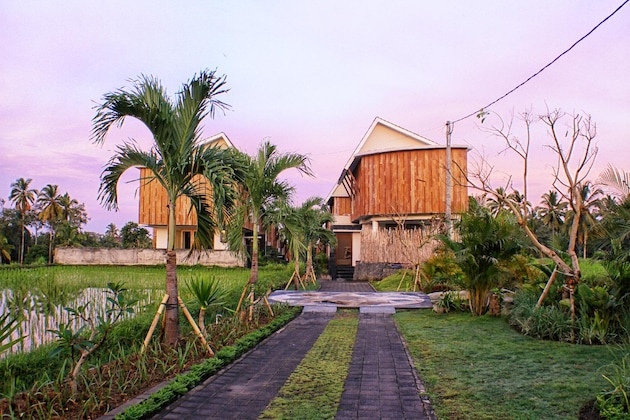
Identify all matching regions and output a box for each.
[54,247,245,267]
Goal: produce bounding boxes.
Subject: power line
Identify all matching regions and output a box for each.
[451,0,629,124]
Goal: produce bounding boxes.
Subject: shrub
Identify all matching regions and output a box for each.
[596,348,630,419]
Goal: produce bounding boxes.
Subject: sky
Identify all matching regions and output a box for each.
[1,1,629,234]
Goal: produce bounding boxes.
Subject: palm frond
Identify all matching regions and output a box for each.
[98,142,162,211]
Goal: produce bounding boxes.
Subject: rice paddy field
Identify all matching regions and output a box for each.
[0,264,294,355]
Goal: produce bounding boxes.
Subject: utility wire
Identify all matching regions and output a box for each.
[451,0,629,124]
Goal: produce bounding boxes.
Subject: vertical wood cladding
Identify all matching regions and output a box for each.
[139,168,214,226]
[350,148,468,221]
[333,196,352,216]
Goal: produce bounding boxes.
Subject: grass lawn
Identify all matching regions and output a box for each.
[395,310,618,419]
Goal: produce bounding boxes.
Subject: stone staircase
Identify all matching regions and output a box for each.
[335,265,355,281]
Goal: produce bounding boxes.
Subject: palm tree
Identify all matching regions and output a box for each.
[228,141,311,314]
[564,182,602,258]
[37,184,63,264]
[91,70,241,346]
[439,202,524,316]
[535,190,567,241]
[598,164,630,198]
[266,199,307,290]
[9,178,37,264]
[485,186,509,216]
[298,197,336,284]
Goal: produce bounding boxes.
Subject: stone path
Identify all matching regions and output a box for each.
[337,314,431,419]
[139,280,434,419]
[151,313,334,420]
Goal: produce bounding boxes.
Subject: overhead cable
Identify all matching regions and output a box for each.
[451,0,629,124]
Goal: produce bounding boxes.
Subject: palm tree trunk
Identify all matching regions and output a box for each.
[48,231,53,264]
[19,214,25,265]
[198,307,206,335]
[293,242,300,290]
[304,242,314,283]
[246,220,259,321]
[164,250,179,346]
[164,197,180,346]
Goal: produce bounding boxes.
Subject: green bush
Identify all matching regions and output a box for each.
[596,348,630,419]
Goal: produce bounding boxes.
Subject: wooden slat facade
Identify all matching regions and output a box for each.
[350,148,468,221]
[333,196,352,216]
[138,168,214,227]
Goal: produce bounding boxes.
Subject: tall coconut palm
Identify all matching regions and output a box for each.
[535,190,568,241]
[564,182,602,258]
[91,70,241,346]
[485,186,509,216]
[9,178,37,265]
[37,184,63,264]
[228,141,311,312]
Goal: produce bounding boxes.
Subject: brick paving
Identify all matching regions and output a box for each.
[318,279,375,293]
[150,313,334,420]
[336,314,432,419]
[142,280,434,419]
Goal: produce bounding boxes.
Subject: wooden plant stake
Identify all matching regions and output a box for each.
[177,297,215,357]
[263,290,275,317]
[284,271,306,290]
[140,294,169,355]
[397,269,410,292]
[235,282,249,314]
[301,266,317,286]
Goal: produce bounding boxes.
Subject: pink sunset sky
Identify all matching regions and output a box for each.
[1,1,629,234]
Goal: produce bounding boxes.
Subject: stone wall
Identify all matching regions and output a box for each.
[353,261,405,281]
[54,247,245,267]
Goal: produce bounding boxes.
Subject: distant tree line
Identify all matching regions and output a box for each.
[0,178,151,265]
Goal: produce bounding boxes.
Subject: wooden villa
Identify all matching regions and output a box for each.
[326,117,469,280]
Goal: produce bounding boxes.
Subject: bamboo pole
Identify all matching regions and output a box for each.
[140,294,169,355]
[263,294,275,317]
[177,297,214,357]
[235,282,249,314]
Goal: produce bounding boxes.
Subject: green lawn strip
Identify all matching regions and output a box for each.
[115,307,301,420]
[395,310,617,419]
[260,311,359,420]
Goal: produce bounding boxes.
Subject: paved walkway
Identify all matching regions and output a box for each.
[150,280,433,419]
[151,313,334,420]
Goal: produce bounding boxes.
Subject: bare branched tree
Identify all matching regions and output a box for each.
[463,109,598,322]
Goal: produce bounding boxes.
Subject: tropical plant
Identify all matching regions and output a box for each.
[598,164,630,199]
[91,70,241,346]
[0,233,14,263]
[439,202,524,315]
[536,190,567,242]
[596,348,630,418]
[37,184,63,263]
[484,186,510,216]
[227,141,311,316]
[9,177,37,264]
[48,282,138,394]
[0,312,24,355]
[564,182,602,259]
[299,197,336,284]
[186,276,227,333]
[265,199,306,290]
[58,192,87,229]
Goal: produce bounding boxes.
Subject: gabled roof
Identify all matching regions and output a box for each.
[200,132,235,149]
[327,117,443,203]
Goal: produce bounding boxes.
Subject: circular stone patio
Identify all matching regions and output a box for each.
[268,290,433,314]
